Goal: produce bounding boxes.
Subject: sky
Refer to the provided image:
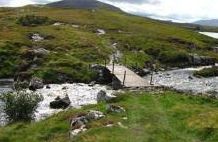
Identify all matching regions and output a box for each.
[0,0,217,23]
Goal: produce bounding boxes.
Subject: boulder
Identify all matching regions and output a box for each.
[189,54,216,66]
[29,77,44,91]
[106,104,126,113]
[50,95,71,109]
[97,90,112,102]
[70,116,88,130]
[46,85,51,89]
[91,64,113,84]
[112,76,122,90]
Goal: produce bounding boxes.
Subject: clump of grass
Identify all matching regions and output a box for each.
[17,15,52,26]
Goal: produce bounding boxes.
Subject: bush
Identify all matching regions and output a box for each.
[0,91,43,123]
[17,15,50,26]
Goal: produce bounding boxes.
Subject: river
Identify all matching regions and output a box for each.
[0,79,14,126]
[0,79,13,94]
[199,32,218,39]
[144,66,218,95]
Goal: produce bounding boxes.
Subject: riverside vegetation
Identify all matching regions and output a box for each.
[194,66,218,77]
[1,3,218,142]
[1,91,218,142]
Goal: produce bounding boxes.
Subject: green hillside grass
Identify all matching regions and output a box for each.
[1,91,218,142]
[0,6,218,82]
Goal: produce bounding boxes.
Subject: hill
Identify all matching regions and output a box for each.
[0,5,217,83]
[194,19,218,27]
[47,0,120,10]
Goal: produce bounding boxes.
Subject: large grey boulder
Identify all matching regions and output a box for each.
[91,64,113,84]
[50,95,71,109]
[29,77,44,91]
[97,90,113,102]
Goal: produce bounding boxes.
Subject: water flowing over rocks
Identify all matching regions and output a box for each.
[144,66,218,95]
[0,79,13,94]
[34,83,114,121]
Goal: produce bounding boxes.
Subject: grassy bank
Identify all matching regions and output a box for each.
[194,66,218,77]
[1,91,218,142]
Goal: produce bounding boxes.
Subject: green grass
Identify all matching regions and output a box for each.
[1,91,218,142]
[194,66,218,77]
[0,6,218,82]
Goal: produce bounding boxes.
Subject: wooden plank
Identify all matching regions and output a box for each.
[106,65,152,88]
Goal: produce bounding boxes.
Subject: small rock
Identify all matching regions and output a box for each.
[72,24,79,28]
[188,76,193,80]
[97,29,106,35]
[30,33,44,42]
[106,104,126,113]
[69,110,105,138]
[117,122,128,129]
[33,48,50,56]
[70,116,88,130]
[53,22,63,26]
[86,110,105,120]
[88,81,96,87]
[29,77,44,91]
[106,124,114,127]
[122,117,128,120]
[62,86,68,90]
[70,125,87,138]
[46,85,51,89]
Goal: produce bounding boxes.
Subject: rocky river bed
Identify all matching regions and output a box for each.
[33,83,114,121]
[0,79,14,125]
[0,83,114,125]
[144,66,218,95]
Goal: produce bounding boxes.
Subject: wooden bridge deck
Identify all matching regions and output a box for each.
[106,65,153,88]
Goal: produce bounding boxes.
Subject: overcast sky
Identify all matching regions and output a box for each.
[0,0,217,22]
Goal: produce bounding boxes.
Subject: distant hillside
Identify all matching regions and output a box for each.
[47,0,120,10]
[194,19,218,27]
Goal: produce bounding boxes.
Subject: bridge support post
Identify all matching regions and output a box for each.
[150,71,154,85]
[123,71,126,86]
[112,61,115,74]
[104,59,107,67]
